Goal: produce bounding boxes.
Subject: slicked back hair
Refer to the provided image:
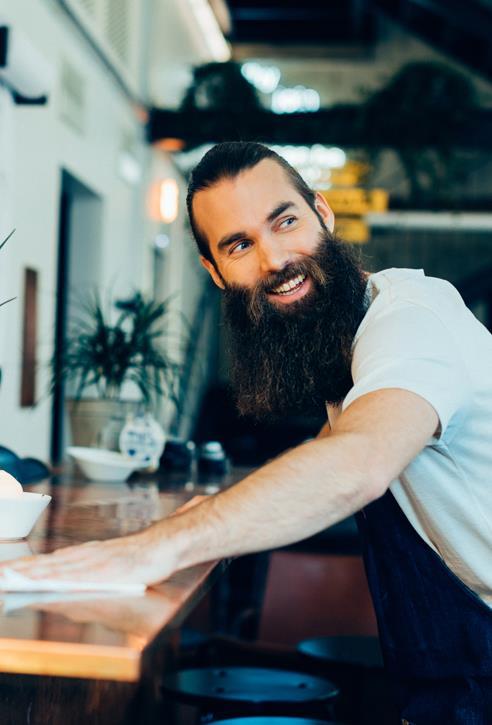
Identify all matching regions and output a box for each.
[186,141,318,264]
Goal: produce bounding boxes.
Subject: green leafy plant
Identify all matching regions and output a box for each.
[0,229,17,389]
[180,61,261,112]
[361,62,478,207]
[53,292,185,410]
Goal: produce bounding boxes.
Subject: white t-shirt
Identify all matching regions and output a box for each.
[328,268,492,605]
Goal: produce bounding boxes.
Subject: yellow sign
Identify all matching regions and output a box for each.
[321,188,388,216]
[329,161,369,187]
[335,218,369,244]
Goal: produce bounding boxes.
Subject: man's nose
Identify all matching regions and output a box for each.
[257,237,293,274]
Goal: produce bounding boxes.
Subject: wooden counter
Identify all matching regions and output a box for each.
[0,468,244,683]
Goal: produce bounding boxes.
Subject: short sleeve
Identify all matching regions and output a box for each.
[342,299,471,439]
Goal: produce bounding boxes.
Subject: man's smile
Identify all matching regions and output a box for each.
[267,272,312,304]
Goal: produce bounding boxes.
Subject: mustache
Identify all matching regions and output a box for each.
[225,246,329,325]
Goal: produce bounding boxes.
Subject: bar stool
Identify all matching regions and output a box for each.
[297,636,396,724]
[298,636,383,668]
[208,718,343,724]
[161,666,339,720]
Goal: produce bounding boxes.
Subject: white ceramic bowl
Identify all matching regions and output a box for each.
[0,492,51,540]
[67,447,144,482]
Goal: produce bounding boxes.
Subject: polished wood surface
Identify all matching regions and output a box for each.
[0,467,244,682]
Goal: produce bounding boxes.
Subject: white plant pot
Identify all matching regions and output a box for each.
[66,399,139,449]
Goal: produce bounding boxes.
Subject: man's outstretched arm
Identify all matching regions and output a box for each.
[5,388,438,585]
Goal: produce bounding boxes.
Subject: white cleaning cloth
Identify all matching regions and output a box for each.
[0,567,146,594]
[1,590,135,614]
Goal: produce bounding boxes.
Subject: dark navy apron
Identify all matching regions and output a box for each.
[356,489,492,724]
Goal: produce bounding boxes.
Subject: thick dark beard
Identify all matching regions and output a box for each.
[222,228,369,421]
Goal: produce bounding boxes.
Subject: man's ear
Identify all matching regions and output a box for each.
[200,255,225,289]
[314,192,335,233]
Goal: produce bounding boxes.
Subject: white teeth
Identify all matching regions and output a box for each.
[271,273,306,295]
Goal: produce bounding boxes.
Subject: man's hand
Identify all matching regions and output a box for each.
[0,529,174,588]
[0,495,213,586]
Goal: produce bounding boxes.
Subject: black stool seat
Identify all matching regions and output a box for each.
[298,636,383,668]
[209,718,341,724]
[162,667,339,709]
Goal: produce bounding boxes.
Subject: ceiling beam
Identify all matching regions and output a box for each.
[147,107,492,149]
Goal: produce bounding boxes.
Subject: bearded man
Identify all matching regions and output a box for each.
[8,142,492,723]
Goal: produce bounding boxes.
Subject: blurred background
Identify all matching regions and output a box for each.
[0,0,491,470]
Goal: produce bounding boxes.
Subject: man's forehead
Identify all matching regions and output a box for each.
[193,158,302,247]
[198,158,293,204]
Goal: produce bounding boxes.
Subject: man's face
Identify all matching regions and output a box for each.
[191,157,368,420]
[193,158,335,300]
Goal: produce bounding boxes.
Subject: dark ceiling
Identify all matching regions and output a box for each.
[222,0,492,81]
[225,0,375,47]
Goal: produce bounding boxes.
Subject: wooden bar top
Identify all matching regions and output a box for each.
[0,467,245,682]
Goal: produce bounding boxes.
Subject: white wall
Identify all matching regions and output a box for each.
[0,0,215,460]
[149,0,229,107]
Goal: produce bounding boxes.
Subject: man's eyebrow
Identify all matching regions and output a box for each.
[266,201,298,224]
[216,202,298,254]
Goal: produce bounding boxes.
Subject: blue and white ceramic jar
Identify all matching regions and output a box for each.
[119,413,166,471]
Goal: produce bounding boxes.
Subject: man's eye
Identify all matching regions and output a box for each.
[230,240,251,255]
[279,216,297,229]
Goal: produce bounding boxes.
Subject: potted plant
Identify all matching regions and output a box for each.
[53,292,184,449]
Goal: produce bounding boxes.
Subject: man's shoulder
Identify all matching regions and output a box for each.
[352,268,465,352]
[367,267,462,313]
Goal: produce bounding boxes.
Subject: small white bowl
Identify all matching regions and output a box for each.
[67,447,144,482]
[0,492,51,540]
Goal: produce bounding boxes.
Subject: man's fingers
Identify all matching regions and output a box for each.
[0,535,157,586]
[4,545,106,580]
[11,560,108,581]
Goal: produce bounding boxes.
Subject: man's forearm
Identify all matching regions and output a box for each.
[143,431,384,577]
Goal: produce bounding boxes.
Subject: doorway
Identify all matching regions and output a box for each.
[51,170,103,464]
